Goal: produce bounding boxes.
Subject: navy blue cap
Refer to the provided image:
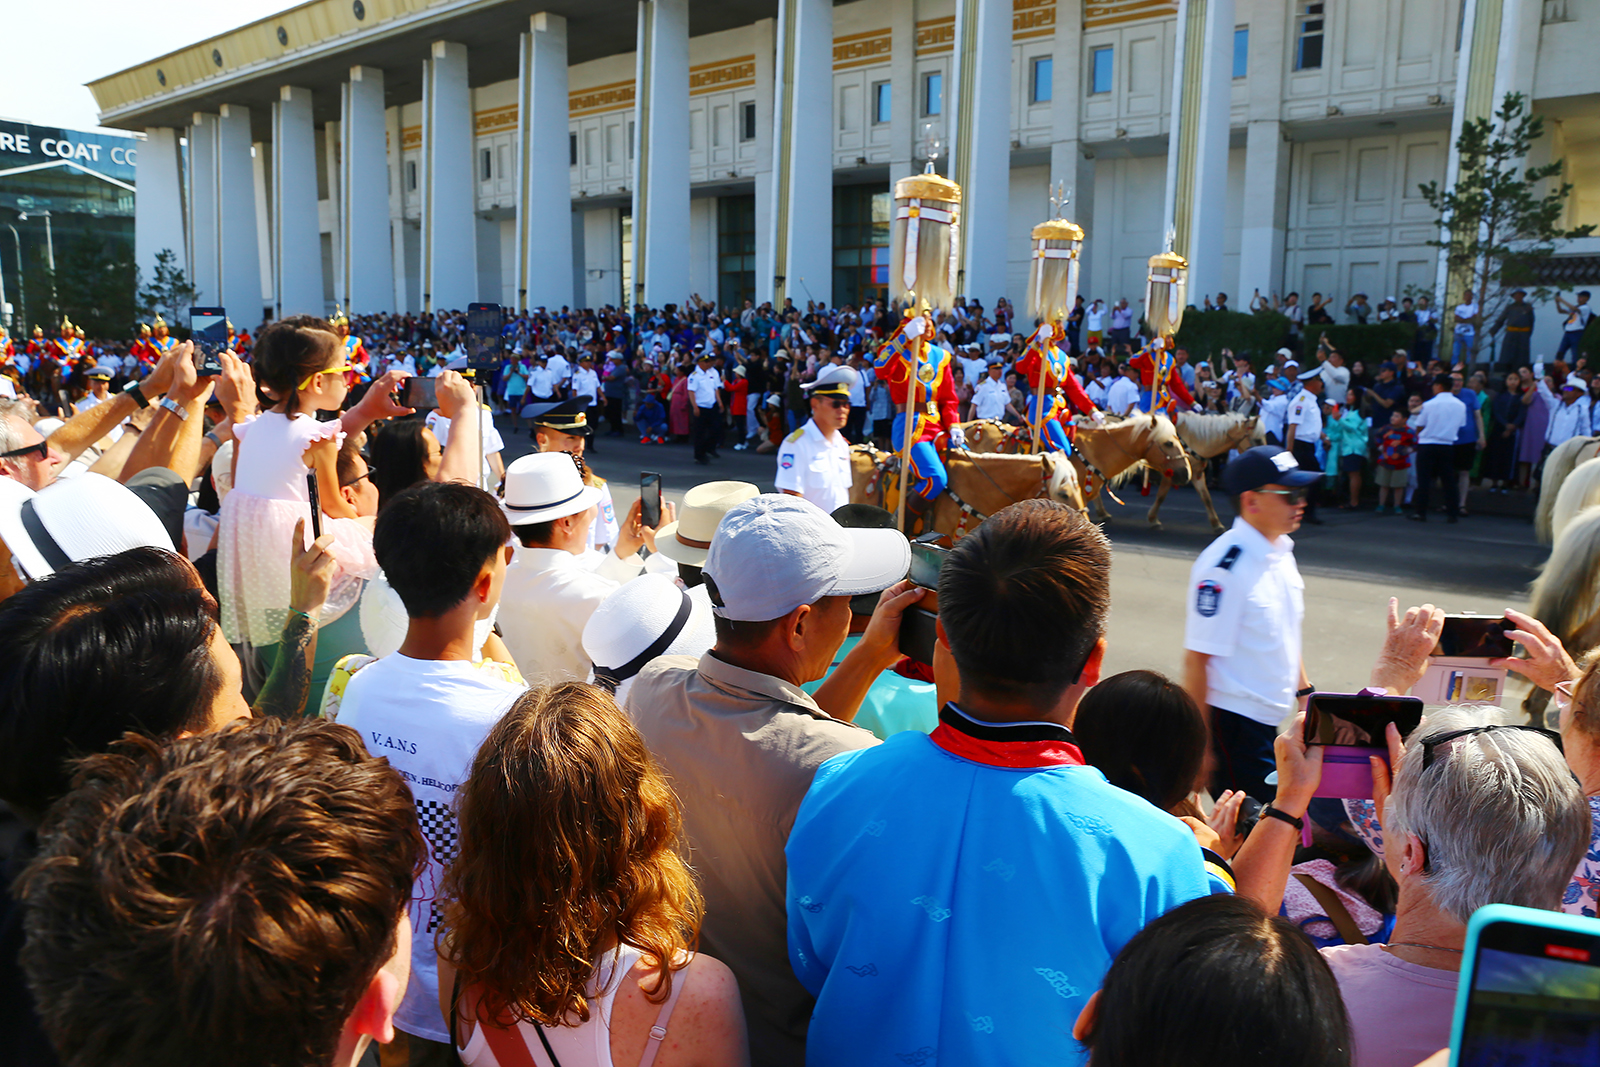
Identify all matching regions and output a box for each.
[1221,446,1321,494]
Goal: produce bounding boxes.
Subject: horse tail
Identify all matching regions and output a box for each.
[1551,457,1600,545]
[1536,436,1598,543]
[1529,505,1600,659]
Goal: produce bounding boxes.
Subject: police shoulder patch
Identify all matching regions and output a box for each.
[785,428,805,443]
[1218,545,1242,571]
[1195,580,1223,618]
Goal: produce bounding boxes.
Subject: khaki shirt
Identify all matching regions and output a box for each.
[626,651,878,1067]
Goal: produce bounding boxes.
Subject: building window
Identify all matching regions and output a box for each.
[872,82,892,124]
[1233,27,1249,77]
[1295,2,1324,70]
[833,186,893,309]
[406,160,417,191]
[569,132,578,166]
[1090,46,1113,95]
[717,195,756,309]
[1030,57,1053,103]
[740,100,757,141]
[480,148,492,181]
[922,71,942,117]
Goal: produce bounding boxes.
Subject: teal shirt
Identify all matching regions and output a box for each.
[801,634,940,740]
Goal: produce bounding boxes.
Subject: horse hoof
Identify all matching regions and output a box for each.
[1148,520,1162,529]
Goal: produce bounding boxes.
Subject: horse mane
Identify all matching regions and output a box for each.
[1537,436,1600,543]
[1176,411,1251,458]
[1529,505,1600,675]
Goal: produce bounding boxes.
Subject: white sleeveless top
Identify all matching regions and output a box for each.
[458,945,685,1067]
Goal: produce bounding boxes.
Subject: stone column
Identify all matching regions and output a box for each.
[272,87,323,317]
[631,0,690,307]
[949,0,1011,305]
[887,0,917,188]
[767,0,833,307]
[187,113,219,305]
[134,127,187,289]
[1237,0,1291,300]
[515,13,574,312]
[216,104,263,318]
[421,41,478,312]
[341,66,395,314]
[1048,0,1095,298]
[751,17,778,304]
[1163,0,1235,304]
[386,106,409,312]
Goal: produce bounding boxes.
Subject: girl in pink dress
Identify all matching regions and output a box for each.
[219,316,378,654]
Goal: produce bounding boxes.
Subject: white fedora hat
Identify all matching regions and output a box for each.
[653,480,760,567]
[500,452,603,526]
[582,574,716,705]
[0,472,174,581]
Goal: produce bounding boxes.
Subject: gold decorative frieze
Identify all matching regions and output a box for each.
[1014,0,1057,40]
[690,55,756,95]
[1085,0,1177,29]
[834,28,892,69]
[916,16,955,54]
[569,79,636,118]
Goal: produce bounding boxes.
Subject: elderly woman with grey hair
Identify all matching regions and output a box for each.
[1231,600,1593,1067]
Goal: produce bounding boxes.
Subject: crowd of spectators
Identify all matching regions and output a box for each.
[0,288,1598,1067]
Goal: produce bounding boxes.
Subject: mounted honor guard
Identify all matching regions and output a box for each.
[1017,189,1101,455]
[130,322,159,366]
[1130,245,1195,418]
[150,315,179,358]
[875,155,964,531]
[332,307,367,371]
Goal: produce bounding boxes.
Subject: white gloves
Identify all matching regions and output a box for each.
[1090,409,1106,426]
[948,426,968,450]
[900,315,929,345]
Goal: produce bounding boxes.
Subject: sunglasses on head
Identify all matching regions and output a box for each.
[0,439,49,462]
[339,464,378,488]
[1418,724,1563,772]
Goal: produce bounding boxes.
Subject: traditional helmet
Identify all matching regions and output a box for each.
[153,314,167,329]
[138,322,152,335]
[331,304,349,328]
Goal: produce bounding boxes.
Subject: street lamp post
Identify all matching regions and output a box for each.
[17,210,55,304]
[4,224,24,330]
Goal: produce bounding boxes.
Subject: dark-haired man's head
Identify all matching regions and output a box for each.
[937,500,1110,722]
[18,717,424,1067]
[373,481,511,623]
[0,547,248,820]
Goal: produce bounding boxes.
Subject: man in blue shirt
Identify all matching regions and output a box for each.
[786,500,1228,1066]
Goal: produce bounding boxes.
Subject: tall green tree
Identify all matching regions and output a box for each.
[32,235,138,340]
[1419,91,1595,363]
[137,248,198,331]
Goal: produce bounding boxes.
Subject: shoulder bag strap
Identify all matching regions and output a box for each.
[1292,873,1370,946]
[636,956,694,1067]
[457,978,551,1067]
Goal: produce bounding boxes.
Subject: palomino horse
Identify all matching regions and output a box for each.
[849,444,1083,539]
[1525,503,1600,722]
[1145,411,1257,531]
[1536,435,1600,543]
[960,414,1190,523]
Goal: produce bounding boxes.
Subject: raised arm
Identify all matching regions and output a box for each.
[433,371,482,486]
[46,344,180,467]
[253,518,335,720]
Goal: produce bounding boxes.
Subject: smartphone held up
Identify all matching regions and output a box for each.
[188,306,228,377]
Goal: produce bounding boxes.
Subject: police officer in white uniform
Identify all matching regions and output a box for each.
[775,363,856,514]
[1283,367,1326,525]
[1183,446,1320,802]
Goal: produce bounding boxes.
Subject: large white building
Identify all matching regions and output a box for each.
[91,0,1600,357]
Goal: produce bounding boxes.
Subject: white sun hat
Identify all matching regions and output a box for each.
[653,480,761,568]
[500,451,603,526]
[702,494,909,622]
[583,574,717,706]
[0,472,174,581]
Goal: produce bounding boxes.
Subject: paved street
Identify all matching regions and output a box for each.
[498,416,1545,697]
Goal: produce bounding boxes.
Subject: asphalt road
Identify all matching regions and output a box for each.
[498,416,1546,697]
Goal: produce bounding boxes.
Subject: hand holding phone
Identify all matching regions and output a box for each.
[189,306,227,377]
[1303,692,1424,799]
[402,377,439,410]
[306,472,323,540]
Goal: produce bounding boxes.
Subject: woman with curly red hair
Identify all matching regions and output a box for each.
[437,682,749,1067]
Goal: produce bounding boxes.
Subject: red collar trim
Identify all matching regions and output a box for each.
[930,705,1087,769]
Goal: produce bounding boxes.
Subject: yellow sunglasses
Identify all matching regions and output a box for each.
[299,363,352,390]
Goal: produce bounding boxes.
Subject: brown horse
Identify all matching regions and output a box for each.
[959,413,1190,523]
[850,443,1082,539]
[1145,411,1256,531]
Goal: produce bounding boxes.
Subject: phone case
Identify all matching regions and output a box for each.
[1313,747,1381,800]
[1415,657,1506,705]
[1449,904,1600,1067]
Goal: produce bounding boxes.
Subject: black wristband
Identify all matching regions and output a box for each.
[1296,684,1315,698]
[122,381,150,408]
[1261,804,1304,831]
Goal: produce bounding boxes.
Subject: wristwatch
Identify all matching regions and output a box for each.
[159,397,189,421]
[1260,804,1305,831]
[122,380,150,408]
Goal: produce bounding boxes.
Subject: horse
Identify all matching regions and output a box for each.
[849,443,1082,539]
[1535,435,1600,543]
[1145,411,1257,531]
[1551,457,1600,545]
[958,413,1191,524]
[1525,503,1600,722]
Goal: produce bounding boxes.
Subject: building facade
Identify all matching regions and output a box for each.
[90,0,1600,357]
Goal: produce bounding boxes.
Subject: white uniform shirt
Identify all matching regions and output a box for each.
[1286,390,1323,445]
[1537,381,1593,447]
[775,418,852,514]
[498,545,643,684]
[972,375,1009,420]
[571,366,600,404]
[1412,391,1468,446]
[425,406,506,486]
[526,365,555,398]
[1184,517,1305,726]
[546,353,572,391]
[1105,376,1139,416]
[1259,394,1289,442]
[687,366,721,408]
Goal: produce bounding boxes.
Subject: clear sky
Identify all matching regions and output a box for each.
[1,0,294,134]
